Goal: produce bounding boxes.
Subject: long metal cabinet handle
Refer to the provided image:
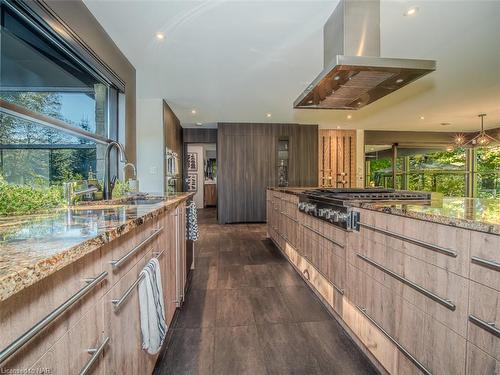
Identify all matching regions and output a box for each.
[112,250,165,312]
[79,336,110,375]
[471,256,500,272]
[357,254,456,311]
[110,227,163,269]
[280,211,299,223]
[303,224,344,248]
[469,315,500,338]
[359,223,457,258]
[356,305,432,375]
[0,271,108,364]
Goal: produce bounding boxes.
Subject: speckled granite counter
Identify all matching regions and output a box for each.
[0,193,193,301]
[359,198,500,235]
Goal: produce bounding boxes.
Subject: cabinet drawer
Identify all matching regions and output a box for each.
[350,239,468,337]
[103,252,158,375]
[357,209,469,277]
[346,264,467,375]
[30,303,106,375]
[101,218,162,293]
[0,251,104,370]
[468,281,500,361]
[470,231,500,291]
[467,343,500,375]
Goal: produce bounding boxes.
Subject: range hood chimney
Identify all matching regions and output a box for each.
[294,0,436,110]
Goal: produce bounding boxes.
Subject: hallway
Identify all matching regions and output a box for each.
[155,209,377,375]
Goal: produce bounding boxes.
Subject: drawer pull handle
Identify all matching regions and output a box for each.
[110,227,164,269]
[112,250,165,312]
[280,211,299,223]
[0,271,108,365]
[359,222,457,258]
[356,305,432,375]
[357,254,456,311]
[79,336,110,375]
[303,224,344,248]
[469,315,500,338]
[471,256,500,272]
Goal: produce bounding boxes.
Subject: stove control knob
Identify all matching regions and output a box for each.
[318,208,328,218]
[331,211,340,222]
[298,202,306,211]
[306,203,317,214]
[324,209,334,220]
[338,213,350,223]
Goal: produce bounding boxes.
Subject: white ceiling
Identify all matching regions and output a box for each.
[84,0,500,132]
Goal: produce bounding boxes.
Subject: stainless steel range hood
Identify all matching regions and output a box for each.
[294,0,436,110]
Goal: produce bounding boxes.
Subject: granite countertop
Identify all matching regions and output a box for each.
[0,193,193,302]
[360,198,500,235]
[267,187,499,235]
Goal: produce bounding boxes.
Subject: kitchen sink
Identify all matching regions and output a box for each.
[126,198,164,205]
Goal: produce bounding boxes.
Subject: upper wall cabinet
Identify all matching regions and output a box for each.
[319,129,356,188]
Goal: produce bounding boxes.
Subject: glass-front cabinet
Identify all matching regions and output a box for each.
[277,137,289,187]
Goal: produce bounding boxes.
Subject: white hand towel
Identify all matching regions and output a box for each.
[138,257,167,355]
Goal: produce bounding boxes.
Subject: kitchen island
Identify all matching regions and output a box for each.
[267,187,499,375]
[0,193,193,374]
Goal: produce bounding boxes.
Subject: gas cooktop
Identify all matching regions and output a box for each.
[298,188,431,231]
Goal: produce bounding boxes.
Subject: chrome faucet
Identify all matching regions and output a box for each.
[103,141,128,200]
[63,182,99,205]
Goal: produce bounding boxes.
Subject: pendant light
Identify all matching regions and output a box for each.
[452,114,498,148]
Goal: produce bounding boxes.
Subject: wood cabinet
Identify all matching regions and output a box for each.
[31,303,107,375]
[218,123,318,224]
[266,188,499,375]
[0,202,189,375]
[204,184,217,207]
[318,129,356,188]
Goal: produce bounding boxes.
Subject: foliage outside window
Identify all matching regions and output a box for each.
[0,1,121,215]
[366,147,500,198]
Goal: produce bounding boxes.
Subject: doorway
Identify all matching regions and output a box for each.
[186,143,217,209]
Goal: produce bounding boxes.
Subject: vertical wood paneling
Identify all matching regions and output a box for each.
[319,129,356,188]
[218,123,318,224]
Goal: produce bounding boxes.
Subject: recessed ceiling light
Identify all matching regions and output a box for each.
[196,122,202,126]
[347,115,352,119]
[155,32,165,40]
[404,7,418,16]
[396,78,404,84]
[191,109,197,115]
[420,116,425,120]
[266,113,272,118]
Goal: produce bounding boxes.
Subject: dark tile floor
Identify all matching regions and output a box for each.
[155,208,377,375]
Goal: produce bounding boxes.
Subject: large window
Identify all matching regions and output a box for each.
[366,146,500,198]
[0,1,120,186]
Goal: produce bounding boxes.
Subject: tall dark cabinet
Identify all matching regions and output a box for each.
[217,123,318,224]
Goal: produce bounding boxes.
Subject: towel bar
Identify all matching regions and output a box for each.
[112,250,165,312]
[110,227,163,270]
